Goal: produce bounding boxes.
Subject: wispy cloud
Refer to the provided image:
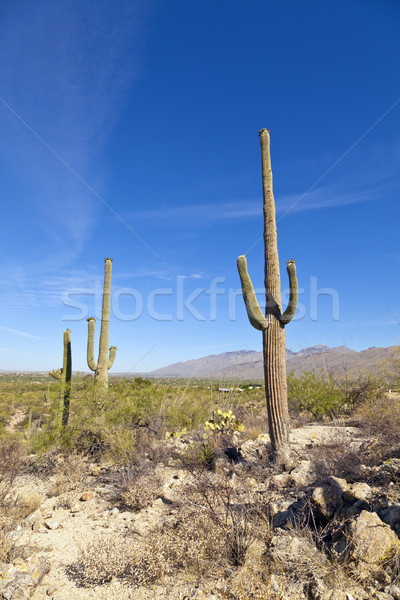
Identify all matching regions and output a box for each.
[0,326,43,340]
[0,266,100,313]
[0,348,43,356]
[337,317,398,329]
[0,1,152,259]
[127,181,398,225]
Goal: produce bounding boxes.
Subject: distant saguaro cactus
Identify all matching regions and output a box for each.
[86,258,116,396]
[237,129,298,466]
[49,329,72,428]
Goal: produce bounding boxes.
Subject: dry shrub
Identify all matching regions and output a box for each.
[71,510,222,587]
[355,394,400,460]
[306,440,364,483]
[221,570,287,600]
[106,424,173,469]
[0,439,25,503]
[0,439,27,563]
[13,491,43,519]
[71,470,269,587]
[181,469,271,568]
[49,452,87,496]
[119,466,162,511]
[70,533,166,586]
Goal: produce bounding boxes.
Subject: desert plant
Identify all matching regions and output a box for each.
[237,129,298,466]
[86,258,116,396]
[49,328,72,428]
[287,372,347,421]
[204,409,245,436]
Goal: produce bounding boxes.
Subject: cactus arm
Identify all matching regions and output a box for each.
[108,346,117,370]
[237,255,269,331]
[280,260,298,326]
[86,318,97,371]
[49,369,62,380]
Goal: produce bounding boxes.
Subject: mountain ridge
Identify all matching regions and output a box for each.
[145,345,398,379]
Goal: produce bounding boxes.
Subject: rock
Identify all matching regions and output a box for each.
[385,585,400,600]
[79,491,93,502]
[90,465,101,476]
[44,519,60,530]
[70,504,81,513]
[312,477,347,518]
[379,504,400,529]
[240,437,269,461]
[25,508,42,526]
[152,497,164,508]
[16,546,36,560]
[46,583,58,595]
[345,482,372,503]
[323,591,347,600]
[290,460,317,486]
[348,510,400,574]
[0,557,50,600]
[270,473,294,489]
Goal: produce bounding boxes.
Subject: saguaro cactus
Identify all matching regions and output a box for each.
[237,129,298,466]
[86,258,116,395]
[49,329,72,428]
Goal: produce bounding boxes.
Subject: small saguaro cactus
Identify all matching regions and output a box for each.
[237,129,298,467]
[49,329,72,428]
[86,258,116,395]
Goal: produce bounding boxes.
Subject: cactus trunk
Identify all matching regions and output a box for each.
[260,130,290,466]
[86,259,116,399]
[237,130,298,467]
[60,329,72,428]
[50,329,72,429]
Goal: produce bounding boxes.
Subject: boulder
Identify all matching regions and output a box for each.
[348,511,400,575]
[290,460,317,487]
[344,482,372,503]
[379,504,400,534]
[311,477,347,518]
[270,473,294,489]
[0,556,50,600]
[385,585,400,600]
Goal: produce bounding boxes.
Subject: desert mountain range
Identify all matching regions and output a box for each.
[146,345,399,380]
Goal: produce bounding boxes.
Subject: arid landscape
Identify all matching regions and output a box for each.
[1,2,399,599]
[1,365,400,599]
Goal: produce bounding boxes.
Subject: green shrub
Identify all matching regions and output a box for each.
[288,371,383,421]
[288,372,346,420]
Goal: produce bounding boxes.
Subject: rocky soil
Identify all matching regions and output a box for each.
[2,423,400,600]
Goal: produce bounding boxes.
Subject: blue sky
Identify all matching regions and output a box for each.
[0,0,399,372]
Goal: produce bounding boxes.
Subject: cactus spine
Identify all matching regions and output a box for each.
[49,329,72,428]
[86,258,116,395]
[237,129,298,466]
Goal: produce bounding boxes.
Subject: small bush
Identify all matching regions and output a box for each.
[119,467,162,511]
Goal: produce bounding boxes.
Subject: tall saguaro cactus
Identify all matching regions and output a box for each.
[49,329,72,428]
[86,258,117,395]
[237,129,298,466]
